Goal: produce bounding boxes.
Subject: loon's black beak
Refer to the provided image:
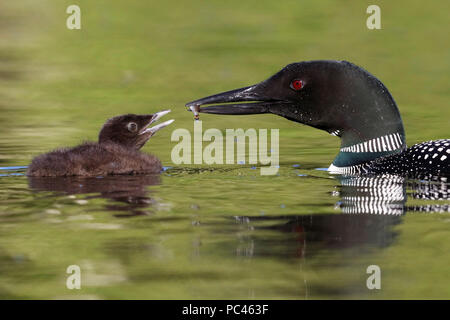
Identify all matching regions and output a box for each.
[186,84,284,115]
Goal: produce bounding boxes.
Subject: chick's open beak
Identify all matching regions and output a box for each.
[140,110,174,135]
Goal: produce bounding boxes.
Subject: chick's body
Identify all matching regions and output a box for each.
[26,111,173,177]
[27,142,162,177]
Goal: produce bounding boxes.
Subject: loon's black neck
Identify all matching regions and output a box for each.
[325,62,407,169]
[332,125,407,168]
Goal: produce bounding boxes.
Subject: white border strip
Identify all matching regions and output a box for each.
[340,133,403,153]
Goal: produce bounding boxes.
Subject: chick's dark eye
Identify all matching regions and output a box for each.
[127,122,138,132]
[290,79,304,91]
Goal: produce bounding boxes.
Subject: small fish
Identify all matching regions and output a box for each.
[189,105,200,120]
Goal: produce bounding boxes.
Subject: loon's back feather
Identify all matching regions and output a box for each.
[367,139,450,177]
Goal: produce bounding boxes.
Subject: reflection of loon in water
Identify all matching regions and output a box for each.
[28,175,161,217]
[228,175,449,262]
[336,175,449,215]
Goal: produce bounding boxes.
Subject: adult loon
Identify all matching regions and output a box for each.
[27,111,174,177]
[186,60,449,177]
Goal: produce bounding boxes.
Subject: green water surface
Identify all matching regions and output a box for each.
[0,0,449,299]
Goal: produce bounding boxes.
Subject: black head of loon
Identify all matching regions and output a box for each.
[186,60,407,169]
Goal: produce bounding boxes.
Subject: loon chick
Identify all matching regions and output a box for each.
[186,60,449,177]
[27,111,174,177]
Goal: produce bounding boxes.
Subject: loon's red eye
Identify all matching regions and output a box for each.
[290,79,304,91]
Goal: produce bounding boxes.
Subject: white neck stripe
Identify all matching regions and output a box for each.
[340,133,403,153]
[328,163,368,175]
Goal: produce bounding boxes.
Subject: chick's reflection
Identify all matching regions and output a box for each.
[28,175,161,216]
